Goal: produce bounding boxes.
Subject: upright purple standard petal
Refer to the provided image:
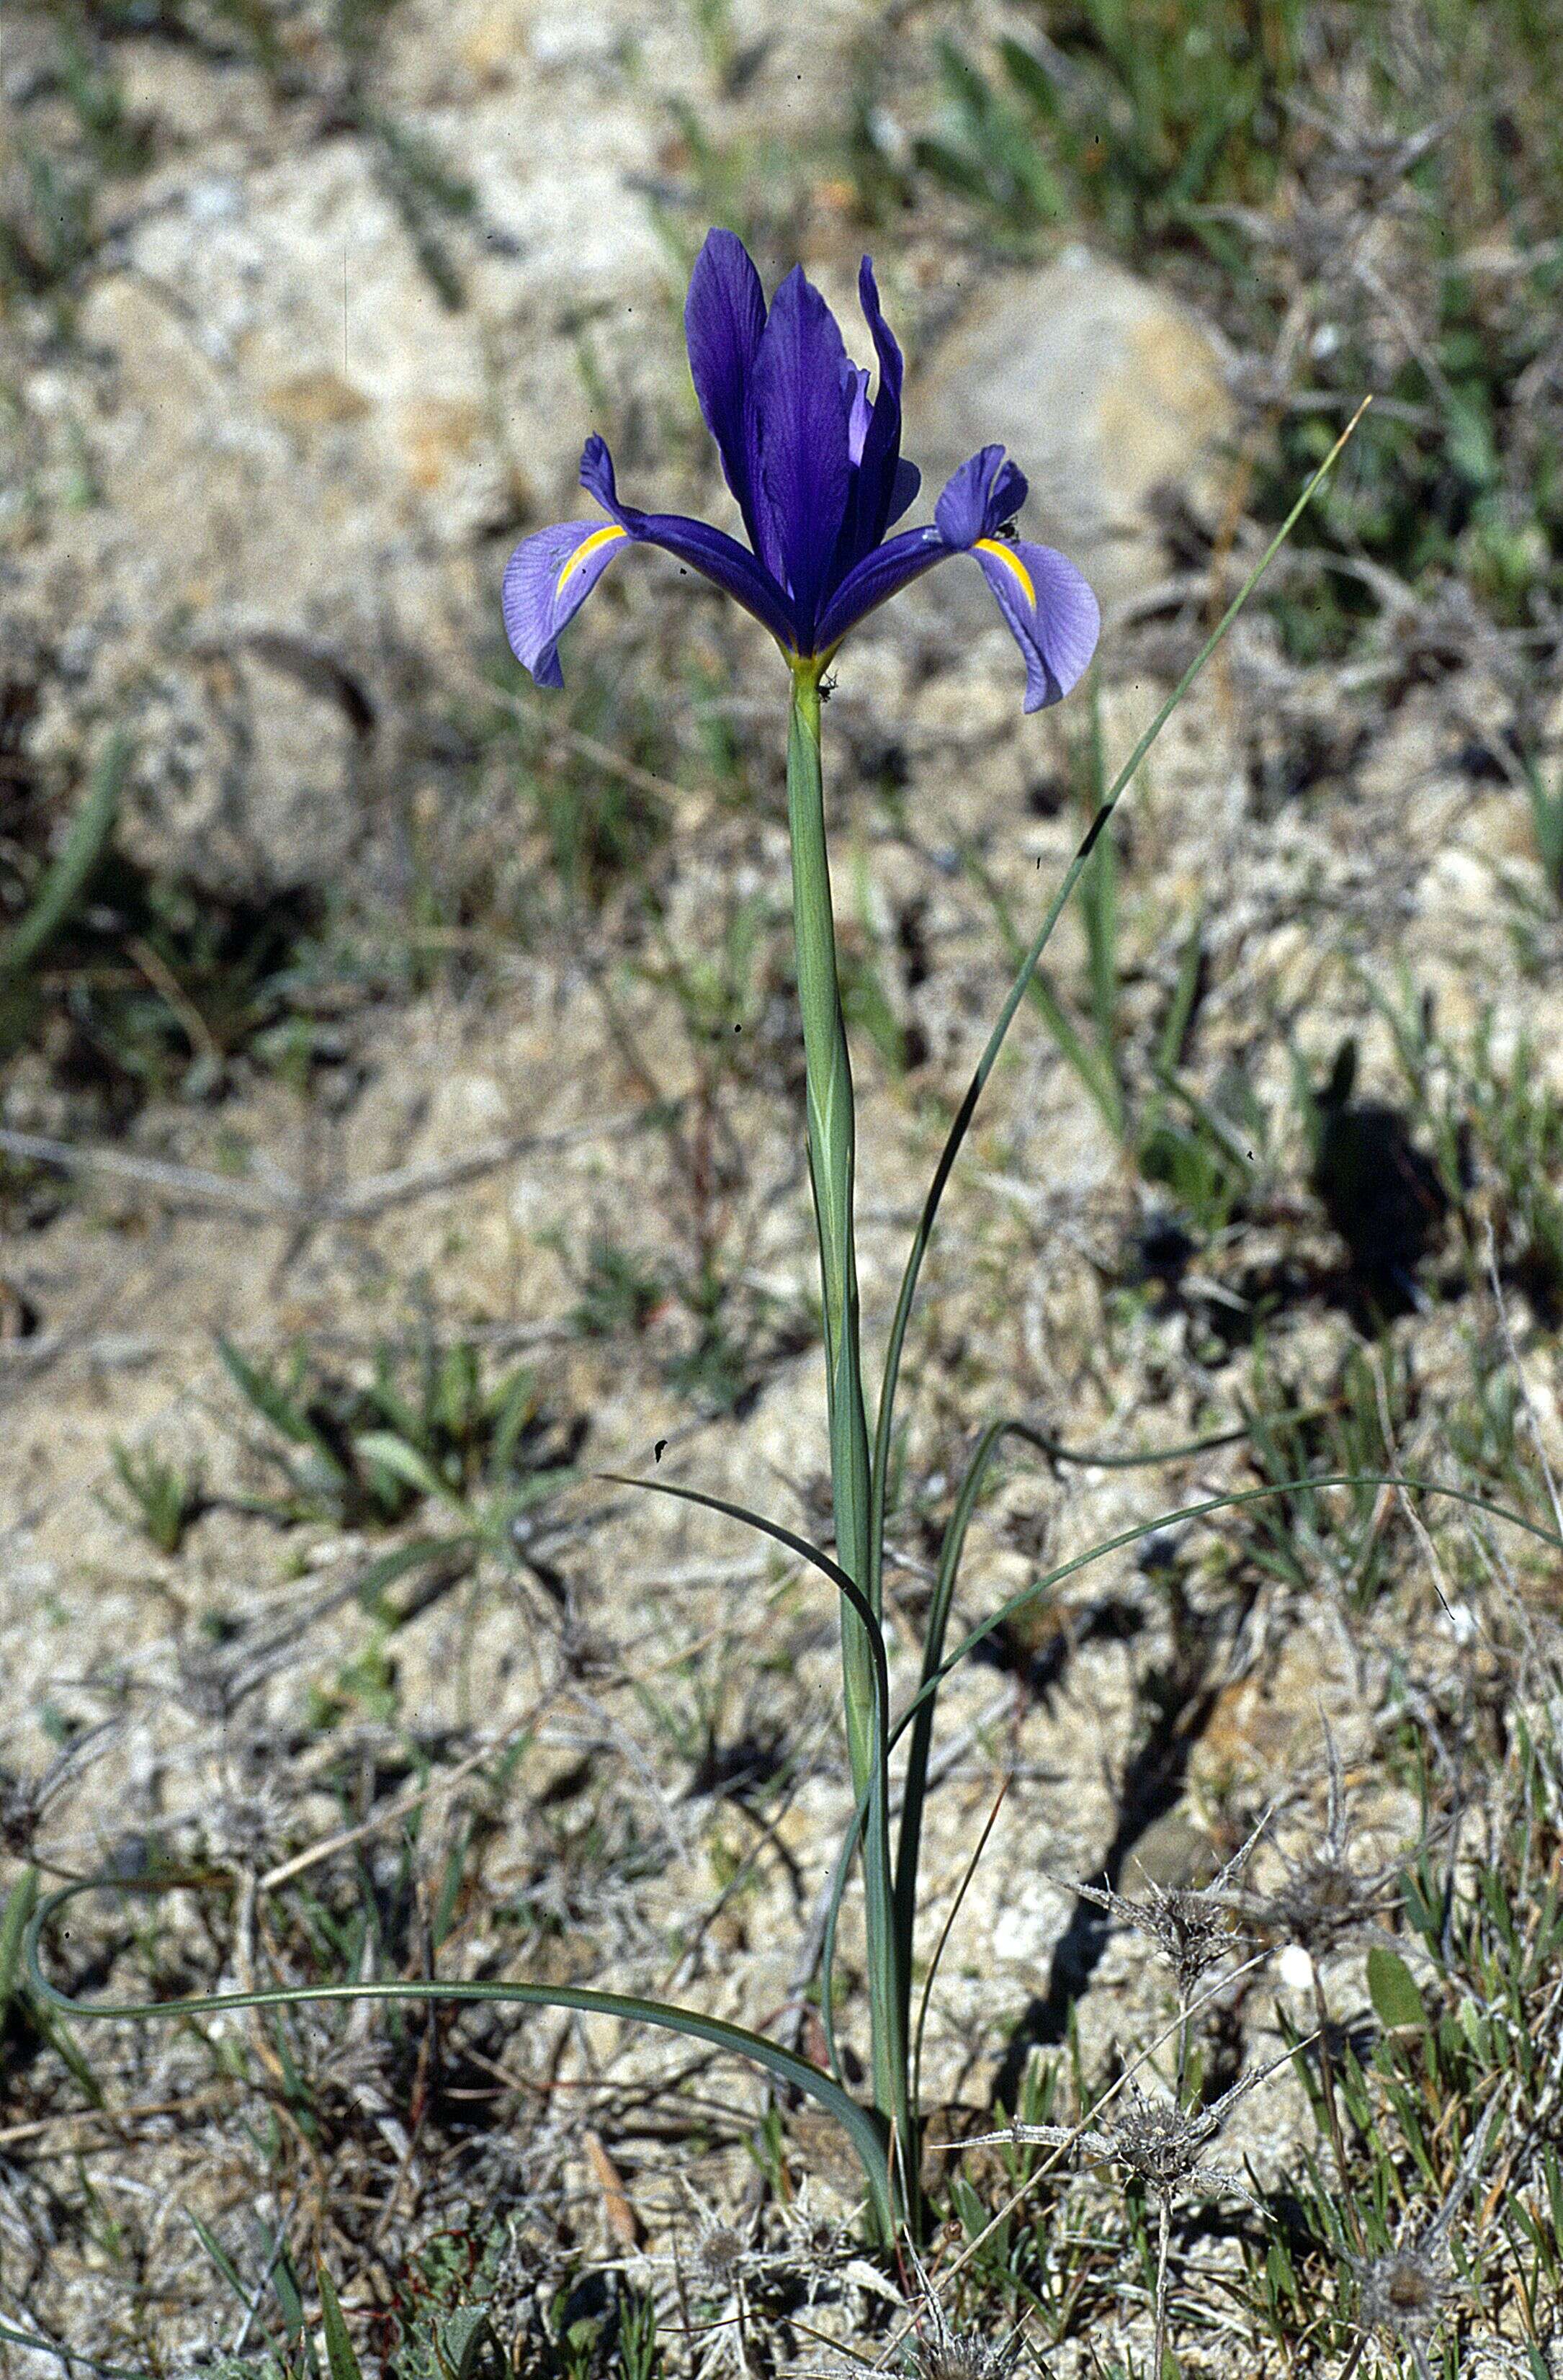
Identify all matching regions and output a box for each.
[851,257,913,550]
[972,537,1101,712]
[684,230,769,548]
[749,266,854,647]
[829,260,918,587]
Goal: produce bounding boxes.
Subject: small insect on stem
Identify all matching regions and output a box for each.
[819,672,838,702]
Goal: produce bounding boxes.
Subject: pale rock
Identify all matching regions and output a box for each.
[910,246,1238,613]
[22,97,670,895]
[114,635,370,898]
[990,1876,1070,1964]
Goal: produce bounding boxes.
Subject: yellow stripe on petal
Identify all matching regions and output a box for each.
[555,523,627,599]
[975,537,1036,607]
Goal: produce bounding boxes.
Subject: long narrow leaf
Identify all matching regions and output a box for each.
[0,736,128,977]
[868,404,1371,1613]
[894,1420,1050,1978]
[318,2267,364,2380]
[598,1470,890,1738]
[0,1866,37,2027]
[819,1768,874,2090]
[601,1463,911,2214]
[911,1779,1008,2119]
[887,1467,1559,1761]
[27,1876,895,2234]
[186,2210,248,2308]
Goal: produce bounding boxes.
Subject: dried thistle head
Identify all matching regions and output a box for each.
[961,2057,1287,2214]
[688,2220,749,2294]
[202,1762,295,1870]
[1345,2090,1502,2371]
[1058,1820,1261,2002]
[900,2283,1026,2380]
[1219,1733,1405,1961]
[1083,2079,1277,2211]
[1356,2239,1449,2344]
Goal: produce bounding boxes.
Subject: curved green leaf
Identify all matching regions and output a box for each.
[26,1874,894,2234]
[887,1469,1560,1759]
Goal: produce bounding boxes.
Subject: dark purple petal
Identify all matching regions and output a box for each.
[579,433,622,514]
[624,509,800,647]
[852,256,910,548]
[985,456,1028,529]
[886,457,921,528]
[684,229,769,544]
[829,259,913,584]
[972,536,1101,712]
[581,431,797,649]
[750,265,853,643]
[811,523,947,651]
[933,444,1008,550]
[502,516,632,688]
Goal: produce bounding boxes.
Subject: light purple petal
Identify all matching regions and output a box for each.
[502,517,632,688]
[506,436,799,686]
[844,363,873,465]
[684,229,769,544]
[750,265,853,644]
[972,537,1100,712]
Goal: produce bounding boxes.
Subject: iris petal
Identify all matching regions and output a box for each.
[851,257,911,552]
[506,250,1098,712]
[501,518,630,688]
[933,444,1008,550]
[750,266,854,646]
[886,457,921,529]
[684,229,769,550]
[972,537,1101,712]
[812,524,947,652]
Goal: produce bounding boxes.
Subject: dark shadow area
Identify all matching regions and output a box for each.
[990,1663,1225,2112]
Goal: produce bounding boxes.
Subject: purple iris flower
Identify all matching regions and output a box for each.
[502,230,1100,713]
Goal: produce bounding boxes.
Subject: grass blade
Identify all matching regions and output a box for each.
[887,1464,1558,1759]
[318,2266,364,2380]
[868,402,1372,1614]
[0,1867,38,2027]
[911,1777,1008,2119]
[27,1875,896,2234]
[598,1470,890,1733]
[893,1420,1050,1984]
[0,736,128,978]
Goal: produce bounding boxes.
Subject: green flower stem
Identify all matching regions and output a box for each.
[785,662,913,2214]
